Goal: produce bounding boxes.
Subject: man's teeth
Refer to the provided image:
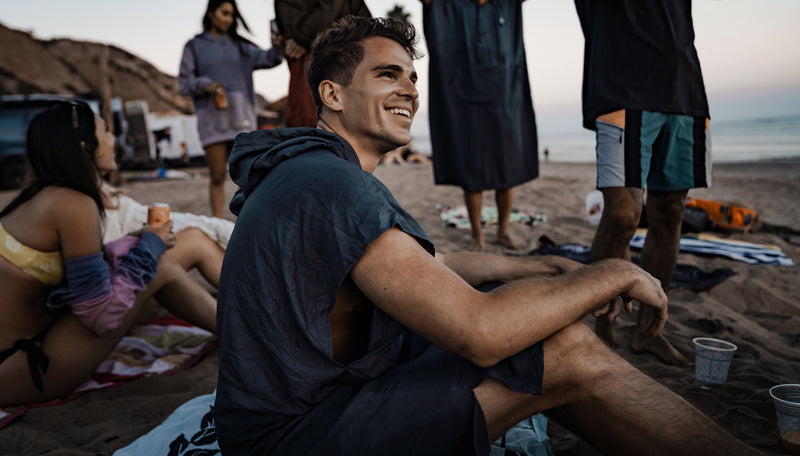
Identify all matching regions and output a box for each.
[387,108,411,117]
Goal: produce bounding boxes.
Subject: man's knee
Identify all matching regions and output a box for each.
[546,323,615,378]
[601,202,642,239]
[646,191,688,226]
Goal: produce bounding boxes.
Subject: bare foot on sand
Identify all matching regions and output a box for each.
[470,234,486,252]
[630,328,690,367]
[595,316,619,348]
[496,233,524,250]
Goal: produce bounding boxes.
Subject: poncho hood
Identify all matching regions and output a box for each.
[228,127,360,215]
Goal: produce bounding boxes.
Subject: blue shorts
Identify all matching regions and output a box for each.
[595,110,711,191]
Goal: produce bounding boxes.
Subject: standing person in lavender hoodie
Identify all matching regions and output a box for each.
[180,0,283,218]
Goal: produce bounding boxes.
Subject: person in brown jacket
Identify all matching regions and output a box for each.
[274,0,371,127]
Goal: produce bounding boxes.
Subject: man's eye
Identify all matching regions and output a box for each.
[380,72,395,79]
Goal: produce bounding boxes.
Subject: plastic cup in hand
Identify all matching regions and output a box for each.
[693,337,737,386]
[770,384,800,455]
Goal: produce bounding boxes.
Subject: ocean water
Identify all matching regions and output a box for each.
[536,114,800,163]
[411,113,800,164]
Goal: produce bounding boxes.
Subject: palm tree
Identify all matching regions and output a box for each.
[387,4,411,25]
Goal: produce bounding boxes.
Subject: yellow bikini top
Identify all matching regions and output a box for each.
[0,221,64,285]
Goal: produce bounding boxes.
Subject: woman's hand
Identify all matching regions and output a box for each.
[205,82,223,95]
[144,221,176,249]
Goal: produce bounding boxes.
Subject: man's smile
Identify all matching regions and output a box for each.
[386,107,412,118]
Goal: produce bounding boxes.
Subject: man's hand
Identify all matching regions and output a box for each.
[619,266,668,336]
[284,39,307,59]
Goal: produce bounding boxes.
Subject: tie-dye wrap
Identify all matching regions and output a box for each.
[45,233,166,335]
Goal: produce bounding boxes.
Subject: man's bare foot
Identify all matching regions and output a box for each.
[595,316,619,347]
[630,328,690,367]
[496,233,524,250]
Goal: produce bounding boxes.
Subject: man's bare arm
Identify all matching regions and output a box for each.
[436,252,583,286]
[351,228,667,367]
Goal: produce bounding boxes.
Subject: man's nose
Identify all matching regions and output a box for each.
[399,75,419,100]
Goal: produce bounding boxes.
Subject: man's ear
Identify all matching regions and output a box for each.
[318,80,343,112]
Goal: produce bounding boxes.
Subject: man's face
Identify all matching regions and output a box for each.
[336,37,419,153]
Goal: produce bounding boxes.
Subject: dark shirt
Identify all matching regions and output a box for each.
[216,128,544,455]
[575,0,710,130]
[215,128,433,453]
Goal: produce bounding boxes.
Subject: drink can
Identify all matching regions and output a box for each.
[147,203,170,228]
[215,88,228,109]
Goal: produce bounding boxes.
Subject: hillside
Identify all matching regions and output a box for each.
[0,22,192,114]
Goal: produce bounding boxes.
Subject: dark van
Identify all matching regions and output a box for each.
[0,95,108,190]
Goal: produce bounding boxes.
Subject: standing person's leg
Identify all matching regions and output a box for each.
[590,187,643,345]
[632,190,689,365]
[205,142,230,219]
[464,190,486,251]
[474,323,762,455]
[495,188,522,249]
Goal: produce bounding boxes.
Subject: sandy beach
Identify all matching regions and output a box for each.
[0,159,798,455]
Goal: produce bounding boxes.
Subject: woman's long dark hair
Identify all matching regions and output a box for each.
[0,101,105,219]
[202,0,255,54]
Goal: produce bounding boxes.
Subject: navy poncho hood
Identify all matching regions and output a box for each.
[228,127,360,215]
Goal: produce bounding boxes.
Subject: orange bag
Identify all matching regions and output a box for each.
[684,198,761,233]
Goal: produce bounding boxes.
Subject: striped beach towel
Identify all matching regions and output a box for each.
[630,231,794,266]
[0,315,216,429]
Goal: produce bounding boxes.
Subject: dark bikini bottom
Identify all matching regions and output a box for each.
[0,328,49,392]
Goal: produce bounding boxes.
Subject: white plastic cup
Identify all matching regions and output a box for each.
[585,190,604,225]
[692,337,737,386]
[769,384,800,455]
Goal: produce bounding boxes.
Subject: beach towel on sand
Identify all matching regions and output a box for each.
[0,315,216,429]
[439,205,547,230]
[115,390,551,456]
[630,231,794,266]
[527,236,736,292]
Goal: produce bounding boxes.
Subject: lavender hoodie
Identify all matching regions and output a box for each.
[179,32,282,147]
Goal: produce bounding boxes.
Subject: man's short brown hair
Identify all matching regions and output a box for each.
[307,16,420,111]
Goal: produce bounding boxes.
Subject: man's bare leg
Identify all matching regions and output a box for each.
[632,190,690,366]
[474,323,761,455]
[464,190,486,251]
[590,187,643,346]
[495,188,523,249]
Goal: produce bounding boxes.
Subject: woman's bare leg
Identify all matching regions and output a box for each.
[0,256,188,406]
[166,228,224,288]
[205,142,230,219]
[153,256,217,334]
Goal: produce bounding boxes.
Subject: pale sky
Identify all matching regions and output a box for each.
[2,0,799,126]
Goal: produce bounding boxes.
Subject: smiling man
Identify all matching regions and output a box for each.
[213,16,761,456]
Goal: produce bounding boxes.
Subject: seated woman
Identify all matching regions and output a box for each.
[0,101,217,407]
[101,183,232,289]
